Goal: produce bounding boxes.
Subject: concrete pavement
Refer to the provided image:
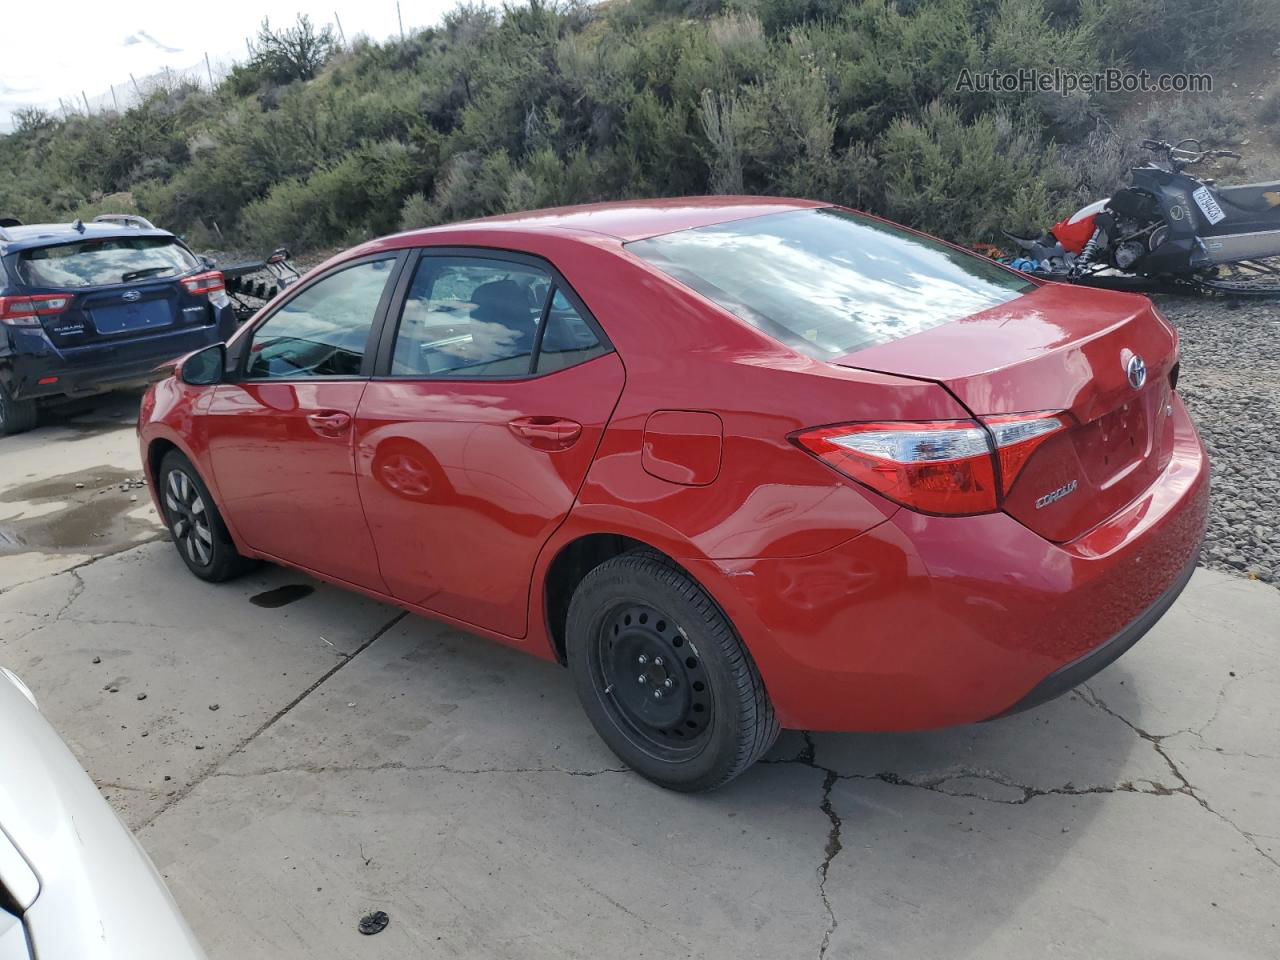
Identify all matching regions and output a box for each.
[1,394,1278,959]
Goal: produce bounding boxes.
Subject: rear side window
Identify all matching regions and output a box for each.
[627,208,1033,359]
[389,256,605,378]
[536,289,608,374]
[16,236,199,288]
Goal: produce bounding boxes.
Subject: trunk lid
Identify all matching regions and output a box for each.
[835,282,1180,542]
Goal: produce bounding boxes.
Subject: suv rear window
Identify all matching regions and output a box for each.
[16,236,198,288]
[627,208,1033,358]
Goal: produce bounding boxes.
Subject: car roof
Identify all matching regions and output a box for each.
[0,222,175,254]
[395,196,831,244]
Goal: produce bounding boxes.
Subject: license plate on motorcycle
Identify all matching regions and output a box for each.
[1192,185,1226,225]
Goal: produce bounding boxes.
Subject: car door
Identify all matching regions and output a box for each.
[205,254,403,591]
[353,249,625,638]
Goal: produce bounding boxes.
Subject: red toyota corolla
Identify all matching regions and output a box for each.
[137,198,1208,791]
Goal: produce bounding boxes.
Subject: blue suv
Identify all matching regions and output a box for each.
[0,215,236,434]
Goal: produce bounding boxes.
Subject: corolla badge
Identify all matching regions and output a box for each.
[122,290,142,303]
[1126,353,1147,390]
[1035,479,1077,510]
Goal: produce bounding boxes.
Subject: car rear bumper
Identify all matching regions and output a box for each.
[686,392,1209,732]
[1,307,234,401]
[991,543,1198,718]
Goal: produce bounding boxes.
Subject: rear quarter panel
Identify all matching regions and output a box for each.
[505,230,974,658]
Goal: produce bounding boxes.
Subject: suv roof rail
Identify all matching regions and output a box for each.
[92,213,157,230]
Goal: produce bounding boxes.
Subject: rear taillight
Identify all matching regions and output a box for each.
[182,271,224,295]
[0,294,72,327]
[793,412,1067,516]
[183,271,229,308]
[981,413,1067,495]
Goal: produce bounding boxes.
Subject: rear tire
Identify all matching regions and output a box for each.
[158,450,255,582]
[566,551,779,792]
[0,383,38,436]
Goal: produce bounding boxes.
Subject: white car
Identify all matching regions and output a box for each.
[0,667,206,959]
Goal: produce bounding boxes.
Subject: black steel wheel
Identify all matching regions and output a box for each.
[566,551,778,791]
[594,601,714,757]
[158,450,255,582]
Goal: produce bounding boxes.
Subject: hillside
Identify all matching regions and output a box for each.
[2,0,1278,253]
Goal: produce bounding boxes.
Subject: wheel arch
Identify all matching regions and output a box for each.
[541,527,746,664]
[543,533,647,664]
[145,436,180,490]
[142,430,248,555]
[540,528,736,667]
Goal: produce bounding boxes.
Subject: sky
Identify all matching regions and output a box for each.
[0,0,461,130]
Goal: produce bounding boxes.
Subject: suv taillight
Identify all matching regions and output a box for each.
[182,270,224,295]
[0,294,72,327]
[793,413,1066,516]
[182,271,229,307]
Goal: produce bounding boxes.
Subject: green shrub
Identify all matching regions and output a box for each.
[1256,80,1280,125]
[1079,0,1278,71]
[10,0,1252,253]
[1137,97,1248,149]
[878,101,1066,240]
[239,140,418,248]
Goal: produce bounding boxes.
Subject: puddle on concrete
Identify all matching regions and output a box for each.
[0,465,161,558]
[250,584,315,608]
[1,466,138,503]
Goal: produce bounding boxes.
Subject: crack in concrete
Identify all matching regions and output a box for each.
[817,766,842,959]
[871,768,1175,805]
[0,534,165,598]
[760,681,1280,957]
[0,616,48,646]
[55,568,85,621]
[93,780,149,794]
[137,610,409,832]
[765,732,843,959]
[1080,684,1280,873]
[209,760,630,780]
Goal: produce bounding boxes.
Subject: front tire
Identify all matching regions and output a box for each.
[566,551,779,792]
[0,383,38,436]
[158,450,255,582]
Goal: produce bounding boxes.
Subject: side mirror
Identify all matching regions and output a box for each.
[180,343,227,386]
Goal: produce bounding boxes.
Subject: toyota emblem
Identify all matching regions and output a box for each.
[1126,354,1147,390]
[122,290,142,303]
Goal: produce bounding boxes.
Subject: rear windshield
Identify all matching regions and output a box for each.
[627,208,1033,358]
[16,236,198,288]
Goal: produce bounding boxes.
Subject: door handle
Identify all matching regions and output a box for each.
[307,410,352,435]
[508,416,583,448]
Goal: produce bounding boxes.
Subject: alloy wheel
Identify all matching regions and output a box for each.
[165,469,214,567]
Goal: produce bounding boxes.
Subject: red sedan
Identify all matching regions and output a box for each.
[137,198,1208,791]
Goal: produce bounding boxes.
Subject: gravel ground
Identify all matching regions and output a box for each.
[1155,293,1280,586]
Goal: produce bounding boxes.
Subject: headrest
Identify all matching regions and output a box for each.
[471,280,527,312]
